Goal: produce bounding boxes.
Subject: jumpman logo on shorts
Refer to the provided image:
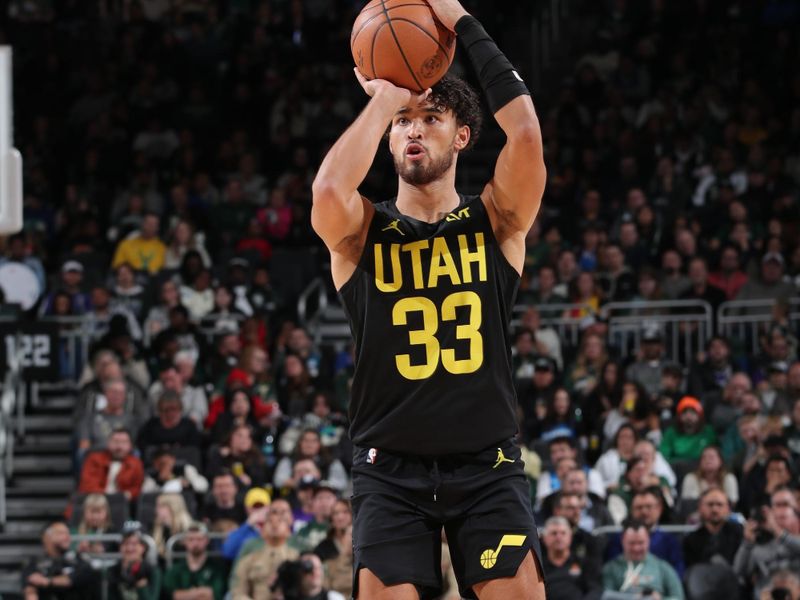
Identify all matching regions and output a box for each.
[381,219,405,236]
[492,448,515,469]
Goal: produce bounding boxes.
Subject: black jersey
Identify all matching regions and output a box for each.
[338,194,521,455]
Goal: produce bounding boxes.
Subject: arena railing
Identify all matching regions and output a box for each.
[510,303,591,348]
[592,524,699,538]
[164,530,228,568]
[601,300,713,364]
[717,298,800,355]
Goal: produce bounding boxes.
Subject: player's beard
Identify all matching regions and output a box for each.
[394,145,455,186]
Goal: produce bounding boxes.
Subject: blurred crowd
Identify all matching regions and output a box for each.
[3,0,800,600]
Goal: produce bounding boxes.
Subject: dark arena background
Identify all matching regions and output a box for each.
[0,0,799,598]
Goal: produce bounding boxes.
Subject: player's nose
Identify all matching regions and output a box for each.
[407,119,424,139]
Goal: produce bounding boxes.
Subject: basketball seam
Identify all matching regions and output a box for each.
[369,21,387,80]
[388,17,453,61]
[350,3,427,50]
[379,0,424,91]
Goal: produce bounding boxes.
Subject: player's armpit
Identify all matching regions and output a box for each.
[488,95,546,234]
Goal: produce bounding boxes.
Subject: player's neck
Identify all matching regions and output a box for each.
[395,173,460,224]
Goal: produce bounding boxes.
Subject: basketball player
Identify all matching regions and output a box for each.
[311,1,546,598]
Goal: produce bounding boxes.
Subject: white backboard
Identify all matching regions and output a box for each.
[0,46,23,235]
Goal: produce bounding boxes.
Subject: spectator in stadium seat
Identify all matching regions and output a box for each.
[180,268,214,321]
[598,244,636,301]
[595,424,638,493]
[564,332,608,401]
[703,371,753,437]
[147,360,207,429]
[602,519,685,600]
[210,388,263,444]
[202,471,246,533]
[759,571,800,600]
[151,493,193,557]
[535,432,606,508]
[111,263,146,321]
[79,428,144,500]
[683,487,743,568]
[143,279,181,347]
[291,482,338,553]
[736,252,797,305]
[206,423,269,489]
[517,356,558,441]
[85,285,143,342]
[519,306,563,370]
[78,377,142,453]
[151,305,206,367]
[688,336,736,399]
[740,453,796,518]
[608,458,673,525]
[273,429,348,493]
[230,504,299,598]
[221,487,271,561]
[530,264,568,305]
[205,332,243,390]
[680,256,728,313]
[608,488,684,575]
[734,488,800,598]
[543,468,613,531]
[21,521,94,600]
[142,447,208,495]
[626,326,673,400]
[111,211,166,275]
[162,521,227,600]
[681,445,739,505]
[107,522,160,600]
[660,396,717,465]
[552,491,604,571]
[163,219,211,271]
[38,260,91,317]
[660,249,691,300]
[708,244,749,300]
[540,516,602,600]
[70,493,116,557]
[137,391,202,456]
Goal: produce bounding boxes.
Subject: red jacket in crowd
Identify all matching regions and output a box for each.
[78,450,145,499]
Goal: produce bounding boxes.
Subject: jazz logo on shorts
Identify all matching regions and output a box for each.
[480,534,527,569]
[366,448,378,464]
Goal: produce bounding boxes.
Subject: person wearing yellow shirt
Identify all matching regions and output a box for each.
[112,212,167,274]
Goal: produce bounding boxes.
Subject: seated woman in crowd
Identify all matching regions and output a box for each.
[207,423,270,490]
[151,493,193,557]
[108,523,160,600]
[594,423,638,493]
[681,445,739,505]
[273,428,348,493]
[210,388,263,444]
[70,493,118,569]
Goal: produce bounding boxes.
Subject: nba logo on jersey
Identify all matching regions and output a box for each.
[367,448,378,464]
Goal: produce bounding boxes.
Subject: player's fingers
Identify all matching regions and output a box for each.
[416,87,432,104]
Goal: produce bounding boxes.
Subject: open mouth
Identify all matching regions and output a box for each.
[405,143,426,159]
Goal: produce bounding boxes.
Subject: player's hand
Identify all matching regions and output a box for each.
[354,68,431,109]
[426,0,469,32]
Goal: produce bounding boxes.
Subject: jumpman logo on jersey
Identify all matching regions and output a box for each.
[381,219,405,236]
[492,448,515,469]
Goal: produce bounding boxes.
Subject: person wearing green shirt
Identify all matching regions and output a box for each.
[660,396,717,464]
[163,523,227,600]
[602,520,685,600]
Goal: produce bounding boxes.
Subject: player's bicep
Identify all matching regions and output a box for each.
[489,96,546,233]
[311,189,369,251]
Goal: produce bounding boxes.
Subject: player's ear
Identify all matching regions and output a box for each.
[454,125,470,151]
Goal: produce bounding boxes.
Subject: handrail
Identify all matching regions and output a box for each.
[717,298,800,354]
[0,329,23,526]
[592,524,699,537]
[71,532,159,566]
[164,530,228,568]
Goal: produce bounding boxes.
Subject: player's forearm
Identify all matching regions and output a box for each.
[313,93,399,200]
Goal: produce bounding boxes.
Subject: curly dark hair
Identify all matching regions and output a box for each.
[428,75,483,150]
[383,75,483,150]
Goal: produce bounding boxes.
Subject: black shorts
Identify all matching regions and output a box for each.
[351,439,543,600]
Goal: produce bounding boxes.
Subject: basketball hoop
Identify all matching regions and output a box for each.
[0,47,23,235]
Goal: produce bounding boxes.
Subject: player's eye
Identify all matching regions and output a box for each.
[425,115,438,123]
[396,117,409,125]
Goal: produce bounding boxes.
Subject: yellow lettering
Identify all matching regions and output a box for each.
[458,233,487,283]
[427,237,461,288]
[402,240,429,290]
[374,243,402,292]
[458,207,470,219]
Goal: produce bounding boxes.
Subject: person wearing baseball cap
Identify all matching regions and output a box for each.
[221,487,272,561]
[659,396,718,464]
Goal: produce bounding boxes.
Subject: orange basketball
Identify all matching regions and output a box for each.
[351,0,456,92]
